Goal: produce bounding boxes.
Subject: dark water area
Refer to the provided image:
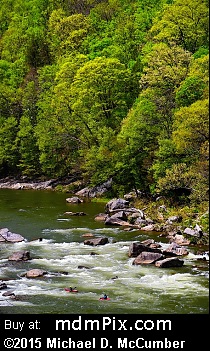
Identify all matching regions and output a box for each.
[0,189,209,314]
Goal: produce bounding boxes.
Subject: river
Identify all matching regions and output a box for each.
[0,189,209,314]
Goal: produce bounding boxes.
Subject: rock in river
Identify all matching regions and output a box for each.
[0,228,25,243]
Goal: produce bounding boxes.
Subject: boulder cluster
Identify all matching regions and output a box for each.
[0,196,208,301]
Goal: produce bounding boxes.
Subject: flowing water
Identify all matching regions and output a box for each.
[0,189,209,314]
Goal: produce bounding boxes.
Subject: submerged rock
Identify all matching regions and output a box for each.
[84,237,108,246]
[66,196,83,203]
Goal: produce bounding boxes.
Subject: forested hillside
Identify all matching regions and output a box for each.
[0,0,209,207]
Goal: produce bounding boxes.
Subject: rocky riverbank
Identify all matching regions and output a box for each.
[0,177,57,190]
[0,177,209,247]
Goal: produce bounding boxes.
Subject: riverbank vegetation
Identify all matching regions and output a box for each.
[0,0,209,234]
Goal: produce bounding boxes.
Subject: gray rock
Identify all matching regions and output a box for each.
[106,198,129,212]
[163,243,189,257]
[66,196,83,203]
[133,252,164,265]
[24,269,47,278]
[0,228,25,243]
[155,257,184,268]
[84,237,108,246]
[8,251,31,261]
[128,242,162,258]
[94,213,109,221]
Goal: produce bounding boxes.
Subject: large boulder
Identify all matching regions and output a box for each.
[184,225,203,238]
[155,257,184,268]
[105,198,129,213]
[0,228,25,243]
[128,242,162,258]
[8,251,31,261]
[133,252,164,265]
[105,217,131,227]
[76,179,113,198]
[163,243,189,257]
[168,234,190,246]
[24,269,47,278]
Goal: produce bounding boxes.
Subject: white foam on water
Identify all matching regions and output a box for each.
[138,272,208,294]
[43,227,92,234]
[57,218,71,221]
[0,235,208,313]
[187,251,209,261]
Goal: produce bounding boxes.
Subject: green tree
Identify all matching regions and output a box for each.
[47,9,91,60]
[70,57,133,139]
[114,95,158,191]
[0,0,14,36]
[16,115,40,176]
[152,54,208,190]
[172,99,209,157]
[150,0,209,53]
[140,42,191,138]
[69,56,134,182]
[0,116,19,175]
[151,138,181,182]
[176,53,209,107]
[155,99,209,201]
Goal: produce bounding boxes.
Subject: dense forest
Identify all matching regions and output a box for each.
[0,1,209,214]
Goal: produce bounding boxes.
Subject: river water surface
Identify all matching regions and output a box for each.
[0,189,209,314]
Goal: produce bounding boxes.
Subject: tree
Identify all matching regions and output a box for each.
[47,9,91,60]
[150,0,209,53]
[155,99,209,201]
[16,115,40,176]
[0,116,19,175]
[140,42,191,138]
[1,0,49,66]
[176,53,209,107]
[114,95,159,192]
[172,99,209,157]
[151,54,208,192]
[68,56,134,183]
[70,56,133,139]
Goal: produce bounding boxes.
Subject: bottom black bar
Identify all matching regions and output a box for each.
[0,314,209,350]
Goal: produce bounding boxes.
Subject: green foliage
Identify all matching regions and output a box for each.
[0,0,14,36]
[175,76,206,107]
[70,57,133,132]
[0,0,49,66]
[175,54,209,106]
[16,116,40,176]
[156,163,194,194]
[151,139,180,181]
[47,10,91,60]
[140,43,191,137]
[150,0,209,53]
[82,127,117,185]
[193,46,209,59]
[0,116,19,174]
[113,95,158,191]
[0,0,208,219]
[172,99,209,155]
